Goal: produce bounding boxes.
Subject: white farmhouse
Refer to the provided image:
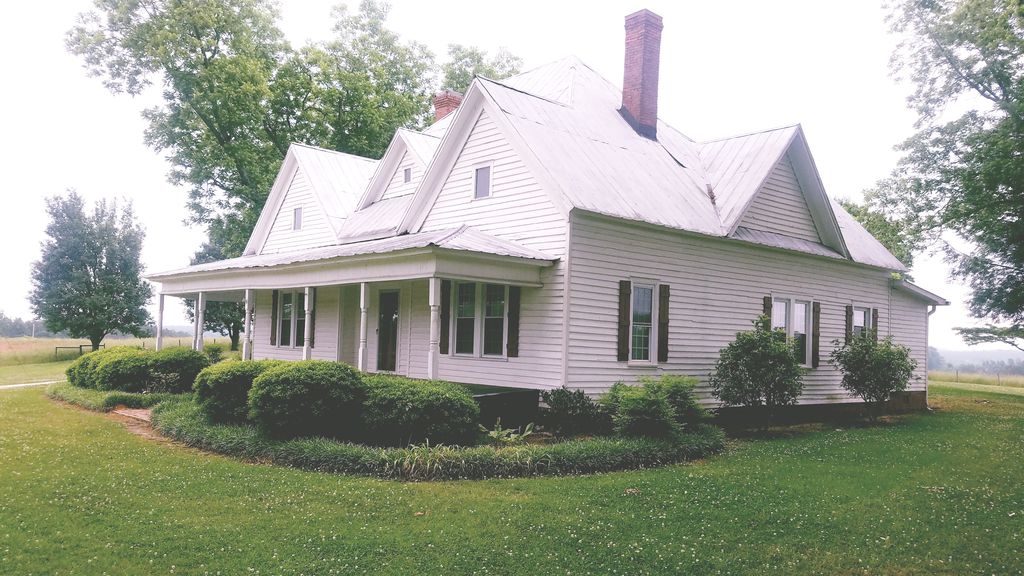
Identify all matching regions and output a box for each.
[149,9,947,408]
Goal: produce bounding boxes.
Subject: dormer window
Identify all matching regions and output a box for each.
[403,167,412,183]
[474,165,491,199]
[293,207,302,230]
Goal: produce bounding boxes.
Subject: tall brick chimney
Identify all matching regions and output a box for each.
[433,89,463,122]
[620,9,663,140]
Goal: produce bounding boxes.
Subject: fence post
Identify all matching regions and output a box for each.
[955,370,959,383]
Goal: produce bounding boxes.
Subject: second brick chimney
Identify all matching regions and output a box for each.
[433,89,463,122]
[620,9,663,140]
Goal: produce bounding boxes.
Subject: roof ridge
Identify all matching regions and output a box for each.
[699,123,801,145]
[289,142,377,162]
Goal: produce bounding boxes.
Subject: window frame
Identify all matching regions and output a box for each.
[447,281,509,359]
[771,295,814,368]
[402,166,412,184]
[471,162,493,200]
[851,305,873,339]
[292,207,303,231]
[628,279,658,366]
[275,290,307,349]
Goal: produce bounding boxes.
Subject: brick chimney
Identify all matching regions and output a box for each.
[433,89,463,122]
[620,9,663,140]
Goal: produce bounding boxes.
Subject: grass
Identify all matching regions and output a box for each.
[0,361,72,385]
[930,369,1024,388]
[1,387,1021,574]
[47,382,183,411]
[0,336,231,366]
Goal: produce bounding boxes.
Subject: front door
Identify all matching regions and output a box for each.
[377,291,400,372]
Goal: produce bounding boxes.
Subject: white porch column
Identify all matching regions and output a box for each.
[155,294,165,351]
[302,286,314,360]
[193,291,206,352]
[427,277,441,380]
[357,282,369,371]
[242,289,254,360]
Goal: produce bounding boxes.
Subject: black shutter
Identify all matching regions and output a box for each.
[270,290,279,346]
[617,280,631,361]
[309,287,317,348]
[811,301,821,368]
[657,284,670,363]
[763,296,773,318]
[507,286,521,358]
[439,280,451,355]
[845,305,854,343]
[872,308,880,341]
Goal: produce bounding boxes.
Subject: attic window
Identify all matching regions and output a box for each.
[293,207,302,230]
[403,167,412,184]
[473,165,491,199]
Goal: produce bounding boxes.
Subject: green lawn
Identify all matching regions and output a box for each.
[0,361,71,386]
[1,387,1021,574]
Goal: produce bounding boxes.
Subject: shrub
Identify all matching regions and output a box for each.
[92,347,153,392]
[193,360,285,423]
[607,383,681,439]
[709,315,805,422]
[539,387,608,436]
[202,343,227,364]
[638,374,708,429]
[147,347,210,393]
[362,374,480,446]
[248,360,367,439]
[66,347,137,388]
[830,334,918,421]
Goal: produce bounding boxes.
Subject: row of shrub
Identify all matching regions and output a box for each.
[47,382,181,412]
[152,398,725,481]
[66,345,224,393]
[194,360,480,446]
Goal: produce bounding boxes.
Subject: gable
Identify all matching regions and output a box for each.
[736,153,822,244]
[380,150,422,201]
[260,167,338,254]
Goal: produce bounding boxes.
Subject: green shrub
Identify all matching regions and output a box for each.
[92,348,153,392]
[248,360,367,439]
[709,315,805,422]
[638,374,708,429]
[152,398,726,480]
[830,334,918,420]
[66,347,135,388]
[608,383,681,439]
[362,374,480,446]
[539,387,609,437]
[193,360,285,423]
[147,347,210,393]
[202,343,227,364]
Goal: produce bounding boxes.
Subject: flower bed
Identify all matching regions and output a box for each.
[47,382,182,412]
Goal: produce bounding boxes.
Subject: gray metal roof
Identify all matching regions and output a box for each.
[290,143,378,221]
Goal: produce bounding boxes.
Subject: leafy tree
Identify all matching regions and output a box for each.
[709,315,805,423]
[927,346,946,370]
[838,198,925,271]
[830,334,918,421]
[184,243,245,350]
[956,325,1024,353]
[442,44,523,93]
[29,192,152,350]
[865,0,1024,350]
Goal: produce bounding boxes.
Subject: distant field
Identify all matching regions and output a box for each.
[0,337,229,366]
[930,370,1024,389]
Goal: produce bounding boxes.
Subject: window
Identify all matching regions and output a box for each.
[772,297,813,366]
[292,207,302,230]
[852,306,871,338]
[631,284,654,362]
[403,167,411,183]
[276,291,306,348]
[449,282,509,357]
[473,165,491,199]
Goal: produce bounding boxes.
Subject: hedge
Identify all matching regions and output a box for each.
[248,361,366,439]
[93,348,152,392]
[47,382,181,412]
[66,347,144,389]
[147,347,210,393]
[193,360,285,423]
[362,374,480,446]
[152,399,725,481]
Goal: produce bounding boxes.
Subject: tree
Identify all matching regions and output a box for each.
[866,0,1024,350]
[29,192,152,350]
[184,243,246,350]
[838,198,925,271]
[830,334,918,421]
[927,346,946,370]
[442,44,523,93]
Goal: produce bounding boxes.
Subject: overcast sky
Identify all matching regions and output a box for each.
[0,0,1004,350]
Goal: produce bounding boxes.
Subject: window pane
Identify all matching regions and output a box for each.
[854,308,868,338]
[455,318,475,354]
[631,286,653,361]
[794,302,809,364]
[771,299,789,331]
[455,283,476,354]
[295,293,306,347]
[483,285,505,356]
[484,284,505,317]
[631,325,651,361]
[794,333,807,364]
[456,283,476,318]
[280,293,292,347]
[474,166,491,199]
[632,287,652,324]
[403,167,411,183]
[293,207,302,230]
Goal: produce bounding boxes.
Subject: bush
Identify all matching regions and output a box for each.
[539,387,609,436]
[830,334,918,420]
[66,347,137,388]
[362,374,480,446]
[709,315,805,422]
[248,360,367,439]
[92,347,153,392]
[606,383,681,439]
[152,398,726,480]
[202,342,227,364]
[193,360,285,423]
[147,347,210,393]
[638,374,708,429]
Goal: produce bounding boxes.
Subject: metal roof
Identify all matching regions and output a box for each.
[892,279,951,306]
[337,195,413,241]
[398,129,442,166]
[290,143,378,221]
[732,227,845,260]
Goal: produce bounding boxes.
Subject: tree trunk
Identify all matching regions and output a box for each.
[89,336,102,351]
[229,324,241,351]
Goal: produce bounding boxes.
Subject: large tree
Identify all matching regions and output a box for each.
[863,0,1024,349]
[30,192,152,350]
[442,44,523,94]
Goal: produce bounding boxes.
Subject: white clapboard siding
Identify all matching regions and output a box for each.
[252,288,340,361]
[737,154,821,243]
[261,169,338,254]
[567,213,927,404]
[888,288,929,391]
[419,108,568,390]
[379,151,423,201]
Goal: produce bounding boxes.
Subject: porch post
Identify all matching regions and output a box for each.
[427,277,441,380]
[302,286,314,360]
[357,282,369,371]
[194,291,206,352]
[155,293,165,351]
[242,289,253,360]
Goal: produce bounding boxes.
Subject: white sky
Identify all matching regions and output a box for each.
[0,0,1005,350]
